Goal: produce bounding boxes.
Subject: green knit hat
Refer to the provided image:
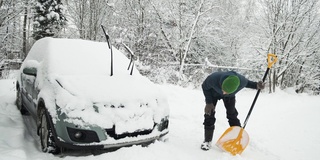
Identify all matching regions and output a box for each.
[222,75,240,94]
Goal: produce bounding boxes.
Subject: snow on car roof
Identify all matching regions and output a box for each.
[24,37,135,76]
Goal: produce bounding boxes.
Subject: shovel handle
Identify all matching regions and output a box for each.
[243,53,277,128]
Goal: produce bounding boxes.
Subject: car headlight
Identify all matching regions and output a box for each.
[158,117,169,132]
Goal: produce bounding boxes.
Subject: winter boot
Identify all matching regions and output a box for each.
[201,129,214,151]
[201,141,212,151]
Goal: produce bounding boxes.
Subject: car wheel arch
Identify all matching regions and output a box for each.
[37,100,61,154]
[36,98,51,135]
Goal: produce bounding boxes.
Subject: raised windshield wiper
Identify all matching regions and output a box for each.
[101,25,135,76]
[122,43,135,75]
[101,25,113,76]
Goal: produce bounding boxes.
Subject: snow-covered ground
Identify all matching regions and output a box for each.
[1,78,320,160]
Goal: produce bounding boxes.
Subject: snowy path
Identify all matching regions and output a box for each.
[1,79,320,160]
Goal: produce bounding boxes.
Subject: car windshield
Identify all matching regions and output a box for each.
[46,39,110,76]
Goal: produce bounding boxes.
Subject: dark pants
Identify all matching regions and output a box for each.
[203,96,241,130]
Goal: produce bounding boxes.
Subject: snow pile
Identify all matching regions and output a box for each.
[1,79,320,160]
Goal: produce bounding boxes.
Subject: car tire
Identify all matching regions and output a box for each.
[16,87,28,115]
[39,108,61,154]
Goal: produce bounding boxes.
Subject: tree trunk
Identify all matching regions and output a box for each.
[178,0,203,78]
[22,0,28,58]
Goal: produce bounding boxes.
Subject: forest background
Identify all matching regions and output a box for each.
[0,0,319,95]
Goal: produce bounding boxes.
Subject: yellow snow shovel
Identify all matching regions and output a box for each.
[216,53,278,155]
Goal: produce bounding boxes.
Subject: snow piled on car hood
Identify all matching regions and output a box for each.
[54,74,168,133]
[20,37,169,133]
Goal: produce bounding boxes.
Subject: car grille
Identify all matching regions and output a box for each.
[105,124,154,140]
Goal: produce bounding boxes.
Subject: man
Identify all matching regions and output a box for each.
[200,71,265,150]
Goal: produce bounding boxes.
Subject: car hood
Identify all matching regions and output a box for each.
[55,75,160,103]
[52,75,169,133]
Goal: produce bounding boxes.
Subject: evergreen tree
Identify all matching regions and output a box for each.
[33,0,67,40]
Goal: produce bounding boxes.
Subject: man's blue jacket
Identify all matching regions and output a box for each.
[202,71,257,104]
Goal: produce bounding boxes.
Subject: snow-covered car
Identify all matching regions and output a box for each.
[16,37,169,154]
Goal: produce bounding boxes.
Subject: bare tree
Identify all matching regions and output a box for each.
[65,0,111,40]
[0,0,26,60]
[178,0,213,78]
[261,0,320,93]
[0,0,23,27]
[1,0,318,94]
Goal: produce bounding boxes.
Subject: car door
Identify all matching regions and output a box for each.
[21,67,38,116]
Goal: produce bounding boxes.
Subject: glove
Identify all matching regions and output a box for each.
[204,103,215,115]
[257,81,265,90]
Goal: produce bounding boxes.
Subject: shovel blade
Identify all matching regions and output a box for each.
[216,126,249,155]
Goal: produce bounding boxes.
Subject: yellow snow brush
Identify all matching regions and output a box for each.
[216,53,278,155]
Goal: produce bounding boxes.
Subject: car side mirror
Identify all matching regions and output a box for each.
[23,67,37,76]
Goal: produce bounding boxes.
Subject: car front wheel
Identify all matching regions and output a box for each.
[39,108,60,154]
